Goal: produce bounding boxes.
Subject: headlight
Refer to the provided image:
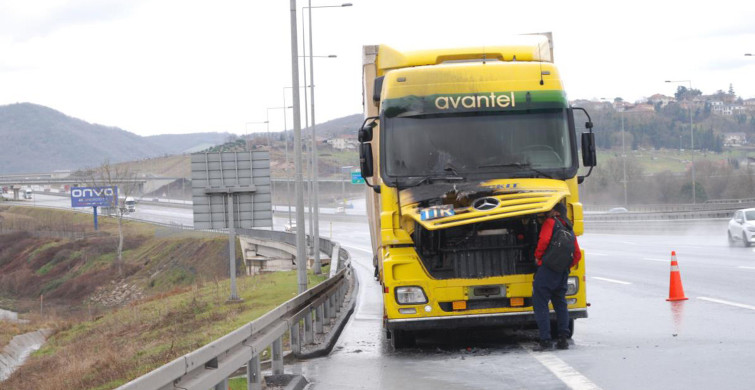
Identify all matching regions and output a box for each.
[747,226,755,232]
[395,286,427,305]
[566,276,579,296]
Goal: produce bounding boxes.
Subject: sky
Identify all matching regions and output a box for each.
[1,0,755,137]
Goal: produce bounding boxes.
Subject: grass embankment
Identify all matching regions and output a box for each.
[1,270,328,390]
[0,205,331,389]
[0,205,237,312]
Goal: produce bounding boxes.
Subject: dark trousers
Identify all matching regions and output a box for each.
[532,265,570,341]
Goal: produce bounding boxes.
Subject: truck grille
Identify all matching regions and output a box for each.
[413,219,538,280]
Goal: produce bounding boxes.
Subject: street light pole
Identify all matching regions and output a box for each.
[245,121,269,148]
[666,79,696,204]
[289,0,307,294]
[302,1,352,274]
[267,106,293,226]
[284,86,310,226]
[621,108,628,207]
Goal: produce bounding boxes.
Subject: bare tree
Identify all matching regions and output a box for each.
[85,160,139,277]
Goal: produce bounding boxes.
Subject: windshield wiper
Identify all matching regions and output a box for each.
[477,162,553,179]
[401,174,465,188]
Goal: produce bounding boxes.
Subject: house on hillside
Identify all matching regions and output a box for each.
[724,133,747,146]
[626,104,655,112]
[744,98,755,110]
[710,101,746,116]
[648,94,674,108]
[327,137,358,150]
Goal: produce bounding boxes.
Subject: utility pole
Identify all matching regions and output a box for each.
[289,0,307,293]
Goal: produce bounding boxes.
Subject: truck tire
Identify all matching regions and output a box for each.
[390,329,416,350]
[550,318,575,339]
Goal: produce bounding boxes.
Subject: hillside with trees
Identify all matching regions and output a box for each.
[0,103,228,174]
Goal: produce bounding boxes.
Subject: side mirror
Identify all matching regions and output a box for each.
[581,132,597,167]
[360,143,374,178]
[358,121,375,142]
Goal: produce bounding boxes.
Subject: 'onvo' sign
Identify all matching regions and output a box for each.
[70,186,118,208]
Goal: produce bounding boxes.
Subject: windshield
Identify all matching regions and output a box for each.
[745,211,755,220]
[383,109,575,184]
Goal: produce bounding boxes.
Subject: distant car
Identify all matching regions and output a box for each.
[728,208,755,247]
[336,206,346,214]
[608,207,628,214]
[284,222,297,232]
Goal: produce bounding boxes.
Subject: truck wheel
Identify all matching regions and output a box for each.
[550,319,575,339]
[744,233,751,247]
[390,329,416,350]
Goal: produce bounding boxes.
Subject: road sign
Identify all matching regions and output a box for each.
[351,171,364,184]
[191,151,272,230]
[70,186,118,208]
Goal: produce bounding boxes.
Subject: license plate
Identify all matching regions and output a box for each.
[452,300,467,310]
[420,205,455,221]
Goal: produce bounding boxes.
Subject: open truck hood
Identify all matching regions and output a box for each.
[403,178,570,231]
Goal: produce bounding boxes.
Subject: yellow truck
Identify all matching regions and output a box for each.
[358,33,598,348]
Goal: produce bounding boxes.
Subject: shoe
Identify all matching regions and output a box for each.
[556,336,569,350]
[533,339,553,351]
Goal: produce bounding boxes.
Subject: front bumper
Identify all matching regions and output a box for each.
[386,308,587,331]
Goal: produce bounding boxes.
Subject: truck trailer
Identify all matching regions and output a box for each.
[358,33,598,348]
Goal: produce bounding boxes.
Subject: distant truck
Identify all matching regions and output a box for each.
[24,188,32,199]
[124,197,136,213]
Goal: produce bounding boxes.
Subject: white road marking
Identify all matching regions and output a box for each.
[524,345,604,390]
[588,252,609,256]
[641,257,668,262]
[738,266,755,270]
[592,277,632,285]
[698,297,755,311]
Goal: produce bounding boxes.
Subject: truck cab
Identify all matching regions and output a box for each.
[358,35,597,348]
[124,197,136,213]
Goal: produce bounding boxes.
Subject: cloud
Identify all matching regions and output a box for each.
[0,0,143,42]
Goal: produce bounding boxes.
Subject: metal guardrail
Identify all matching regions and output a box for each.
[117,254,353,390]
[584,208,739,222]
[586,198,755,213]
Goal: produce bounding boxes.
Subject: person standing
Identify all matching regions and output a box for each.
[532,202,581,351]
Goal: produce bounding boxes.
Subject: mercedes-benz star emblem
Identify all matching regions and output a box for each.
[472,197,500,211]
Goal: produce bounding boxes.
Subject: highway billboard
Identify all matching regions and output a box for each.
[70,186,118,208]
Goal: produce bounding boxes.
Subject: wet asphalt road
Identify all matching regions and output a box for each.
[9,194,755,389]
[294,221,755,390]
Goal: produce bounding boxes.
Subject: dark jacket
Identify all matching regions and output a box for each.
[534,216,582,268]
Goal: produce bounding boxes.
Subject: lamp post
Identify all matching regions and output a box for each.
[301,1,352,275]
[297,55,336,266]
[244,121,269,148]
[602,97,629,207]
[268,106,293,226]
[666,79,696,204]
[619,106,628,207]
[288,0,307,293]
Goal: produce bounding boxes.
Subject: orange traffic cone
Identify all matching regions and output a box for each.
[666,251,688,301]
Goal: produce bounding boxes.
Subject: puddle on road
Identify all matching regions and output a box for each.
[670,300,686,335]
